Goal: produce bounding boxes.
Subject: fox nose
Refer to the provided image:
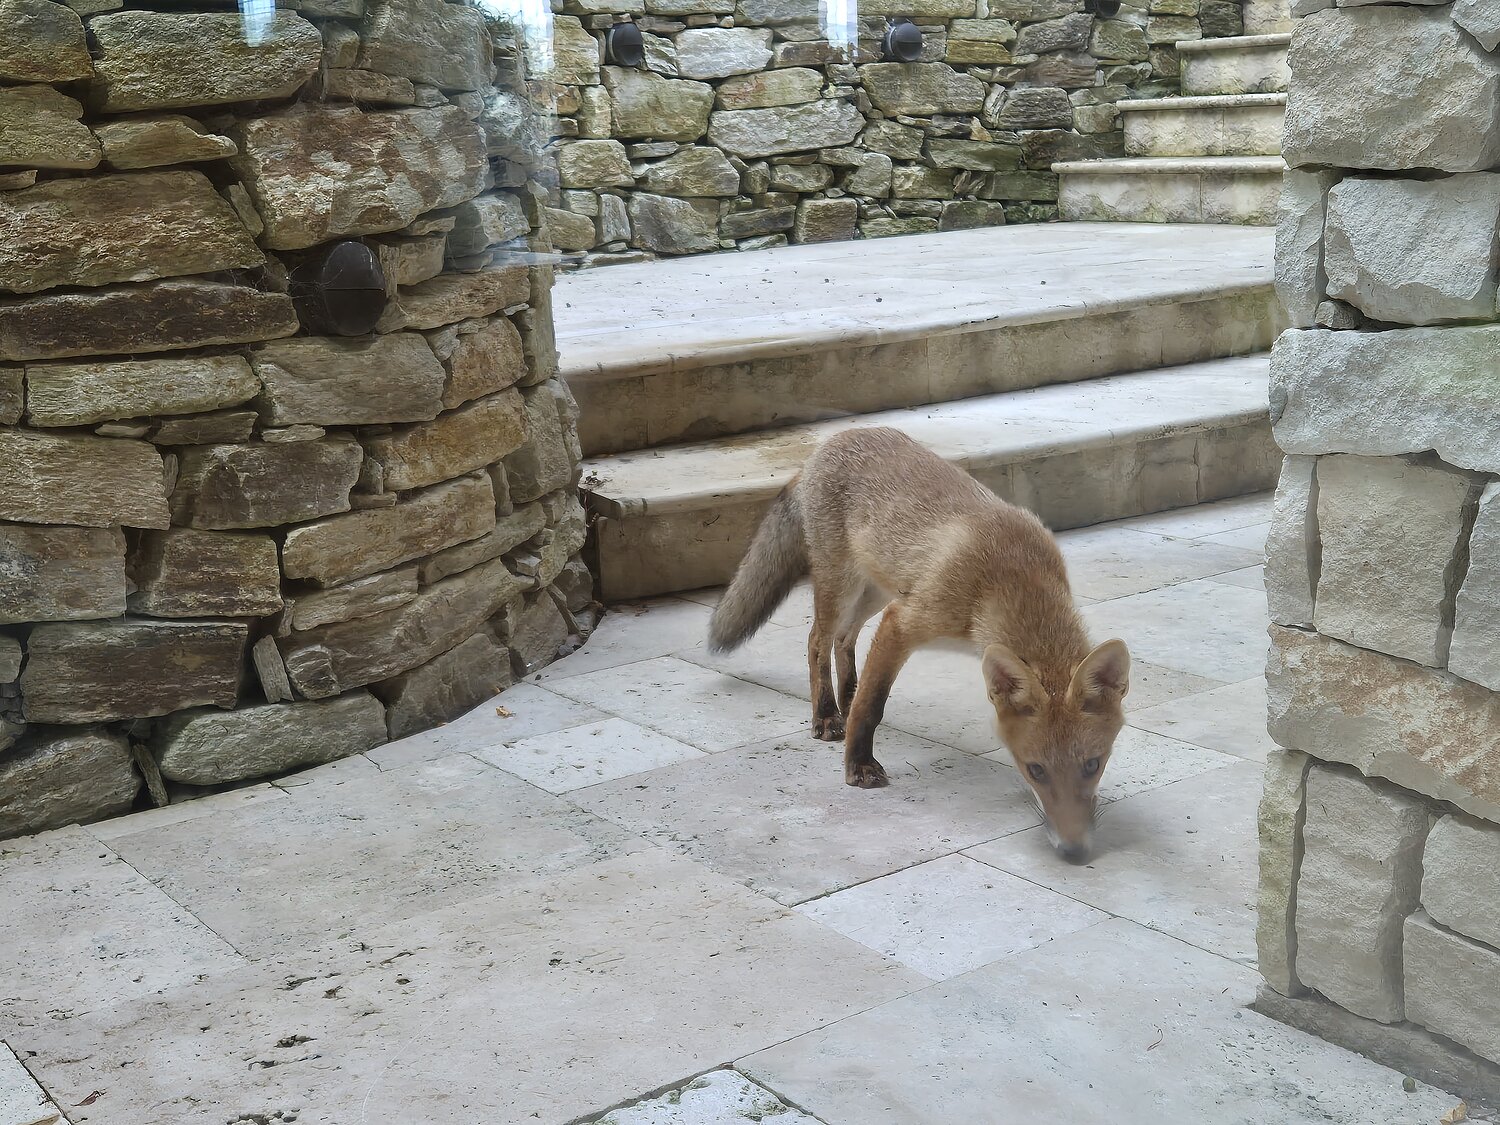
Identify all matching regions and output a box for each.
[1056,841,1091,865]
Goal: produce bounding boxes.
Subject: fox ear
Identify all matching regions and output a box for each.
[1069,639,1131,712]
[982,643,1042,716]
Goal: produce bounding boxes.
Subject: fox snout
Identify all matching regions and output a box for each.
[1038,793,1098,865]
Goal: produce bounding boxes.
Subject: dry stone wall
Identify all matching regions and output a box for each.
[546,0,1240,264]
[1257,0,1500,1100]
[0,0,594,840]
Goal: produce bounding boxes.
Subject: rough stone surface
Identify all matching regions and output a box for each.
[1450,482,1500,692]
[604,68,714,141]
[95,115,237,170]
[1313,455,1479,668]
[1264,456,1317,629]
[151,411,258,446]
[357,0,491,91]
[1257,749,1310,997]
[675,28,774,79]
[375,632,513,738]
[25,355,258,427]
[154,693,388,785]
[415,502,545,585]
[362,391,526,492]
[22,620,247,722]
[283,474,495,587]
[1420,813,1500,951]
[1267,627,1500,823]
[0,171,263,295]
[89,11,322,112]
[1295,765,1432,1024]
[0,730,138,839]
[0,279,298,363]
[795,198,858,243]
[638,147,741,196]
[1283,7,1500,173]
[438,317,526,409]
[708,99,863,158]
[1270,325,1500,474]
[628,194,721,253]
[0,525,126,624]
[128,529,281,619]
[445,194,527,257]
[170,439,363,530]
[0,429,167,529]
[1273,169,1338,329]
[716,67,822,109]
[559,140,634,189]
[230,105,487,250]
[287,568,419,632]
[861,64,986,116]
[1323,174,1500,326]
[376,266,530,332]
[0,85,98,171]
[1403,912,1500,1066]
[0,0,93,84]
[1454,0,1500,52]
[508,591,572,676]
[504,383,578,503]
[252,335,445,426]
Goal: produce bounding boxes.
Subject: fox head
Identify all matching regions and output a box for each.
[982,638,1131,865]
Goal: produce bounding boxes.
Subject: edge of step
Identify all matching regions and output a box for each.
[1116,93,1287,113]
[1177,32,1292,53]
[1052,156,1286,175]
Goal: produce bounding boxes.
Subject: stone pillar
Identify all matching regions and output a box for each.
[0,0,594,839]
[1256,0,1500,1104]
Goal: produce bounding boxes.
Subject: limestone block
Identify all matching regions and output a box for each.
[1451,483,1500,691]
[1421,813,1500,950]
[887,0,977,15]
[0,429,166,529]
[363,390,527,492]
[1455,0,1500,51]
[444,193,528,256]
[151,411,258,446]
[90,11,321,112]
[375,632,512,738]
[287,567,418,632]
[1313,455,1479,667]
[283,474,495,586]
[710,100,863,159]
[170,438,363,529]
[503,382,579,503]
[1284,8,1500,172]
[230,104,486,250]
[0,525,126,624]
[155,692,387,785]
[0,85,99,171]
[0,0,93,84]
[375,234,447,292]
[553,16,601,85]
[1270,325,1500,473]
[1295,765,1432,1022]
[716,68,822,110]
[848,153,894,198]
[22,620,247,722]
[0,368,18,425]
[537,497,587,586]
[995,87,1072,129]
[415,502,546,584]
[928,139,1021,172]
[1015,12,1092,53]
[128,529,282,618]
[863,120,925,161]
[638,148,740,196]
[437,317,526,409]
[358,0,490,91]
[1404,912,1500,1065]
[1146,13,1200,41]
[279,555,530,696]
[1267,626,1500,823]
[252,334,444,427]
[1091,19,1148,60]
[375,265,530,332]
[629,194,720,253]
[1323,175,1500,326]
[1274,169,1337,329]
[313,68,417,106]
[547,208,597,253]
[25,355,258,427]
[893,165,953,199]
[508,591,571,676]
[795,198,858,243]
[1258,748,1311,996]
[0,171,263,295]
[0,637,17,683]
[1264,456,1318,629]
[861,63,985,116]
[675,28,773,79]
[558,140,634,189]
[0,730,138,839]
[95,115,236,170]
[604,67,713,141]
[939,200,1007,231]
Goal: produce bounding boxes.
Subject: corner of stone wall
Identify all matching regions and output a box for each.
[0,0,596,840]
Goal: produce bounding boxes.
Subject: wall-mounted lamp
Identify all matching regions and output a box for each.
[605,22,645,66]
[1083,0,1122,16]
[882,18,923,62]
[291,240,388,336]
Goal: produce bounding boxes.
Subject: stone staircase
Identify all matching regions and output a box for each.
[561,223,1285,600]
[1054,4,1292,224]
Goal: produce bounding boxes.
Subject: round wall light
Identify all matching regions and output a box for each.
[292,240,388,336]
[1083,0,1123,15]
[605,22,645,67]
[882,19,924,62]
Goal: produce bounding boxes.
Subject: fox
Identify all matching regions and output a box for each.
[707,427,1131,864]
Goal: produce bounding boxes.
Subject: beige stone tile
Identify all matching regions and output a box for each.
[1117,491,1272,538]
[474,716,704,793]
[537,596,714,681]
[1082,578,1270,682]
[1056,523,1262,601]
[1128,676,1275,762]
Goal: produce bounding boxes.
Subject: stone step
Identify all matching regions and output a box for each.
[583,356,1278,600]
[1054,156,1285,225]
[556,223,1280,456]
[1179,33,1292,96]
[1121,94,1286,158]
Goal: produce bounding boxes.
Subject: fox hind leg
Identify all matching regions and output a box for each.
[835,583,888,717]
[808,570,863,741]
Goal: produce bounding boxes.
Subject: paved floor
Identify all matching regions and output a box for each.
[0,495,1466,1125]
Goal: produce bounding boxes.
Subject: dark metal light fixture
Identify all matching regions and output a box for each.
[882,18,923,62]
[605,22,645,67]
[1083,0,1123,16]
[292,240,388,336]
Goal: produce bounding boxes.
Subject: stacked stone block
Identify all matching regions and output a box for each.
[0,0,593,839]
[1256,0,1500,1099]
[546,0,1240,265]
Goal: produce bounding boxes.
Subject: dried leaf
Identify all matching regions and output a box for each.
[76,1091,105,1106]
[495,706,513,718]
[1146,1029,1163,1052]
[1440,1102,1468,1124]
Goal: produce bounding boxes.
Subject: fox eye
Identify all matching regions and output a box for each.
[1082,757,1101,778]
[1027,762,1047,781]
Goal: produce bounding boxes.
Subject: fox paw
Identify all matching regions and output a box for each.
[845,758,889,788]
[812,714,845,741]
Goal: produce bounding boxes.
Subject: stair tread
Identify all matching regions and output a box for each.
[1053,155,1286,174]
[584,355,1270,517]
[1117,92,1287,113]
[1177,32,1292,52]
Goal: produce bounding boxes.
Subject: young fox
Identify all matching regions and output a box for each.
[708,427,1131,863]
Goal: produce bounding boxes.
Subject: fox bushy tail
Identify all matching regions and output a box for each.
[708,481,806,653]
